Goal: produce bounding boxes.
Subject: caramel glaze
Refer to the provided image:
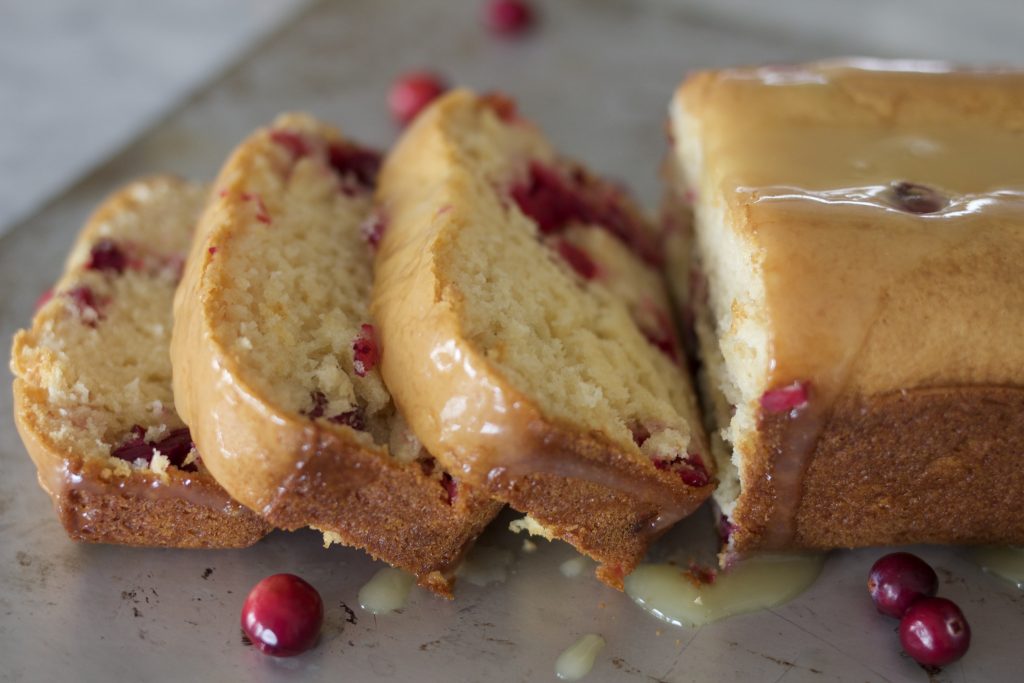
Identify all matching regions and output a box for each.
[676,61,1024,550]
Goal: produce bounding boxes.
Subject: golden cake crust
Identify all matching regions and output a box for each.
[669,60,1024,553]
[171,115,500,596]
[734,386,1024,552]
[10,177,269,548]
[372,91,712,587]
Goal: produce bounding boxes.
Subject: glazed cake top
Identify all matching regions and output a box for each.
[671,59,1024,399]
[675,59,1024,196]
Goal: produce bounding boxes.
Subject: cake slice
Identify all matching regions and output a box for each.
[667,60,1024,557]
[371,91,713,588]
[11,176,270,547]
[171,114,502,596]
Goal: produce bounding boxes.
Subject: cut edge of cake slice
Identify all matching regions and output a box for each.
[11,175,271,548]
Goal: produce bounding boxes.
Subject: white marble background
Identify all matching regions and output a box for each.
[0,0,309,235]
[1,0,1021,237]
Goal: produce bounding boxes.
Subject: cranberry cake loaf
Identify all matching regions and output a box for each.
[11,177,269,547]
[667,60,1024,557]
[171,114,502,596]
[371,91,713,588]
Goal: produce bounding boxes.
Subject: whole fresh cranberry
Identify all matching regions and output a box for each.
[899,597,971,668]
[389,71,447,126]
[484,0,535,36]
[241,574,324,657]
[867,552,938,618]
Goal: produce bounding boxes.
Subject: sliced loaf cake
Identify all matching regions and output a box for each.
[371,91,713,588]
[667,60,1024,557]
[11,176,270,547]
[171,114,502,596]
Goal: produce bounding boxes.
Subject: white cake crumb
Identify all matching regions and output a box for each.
[509,515,554,540]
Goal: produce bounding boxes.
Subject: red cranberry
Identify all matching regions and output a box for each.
[509,162,661,266]
[86,239,127,274]
[441,472,458,505]
[66,285,101,320]
[328,408,366,432]
[888,181,947,214]
[678,454,709,487]
[111,425,149,462]
[717,513,737,544]
[34,288,54,312]
[304,390,367,431]
[554,239,600,280]
[867,552,938,618]
[110,425,197,471]
[240,192,271,225]
[269,129,312,158]
[360,213,387,249]
[241,574,323,657]
[483,0,535,36]
[760,381,809,414]
[328,143,381,191]
[352,324,379,377]
[304,390,329,419]
[389,72,447,126]
[899,597,971,668]
[653,453,709,487]
[153,428,196,469]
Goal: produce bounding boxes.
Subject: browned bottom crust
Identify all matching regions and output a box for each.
[258,426,503,597]
[483,425,713,589]
[733,385,1024,552]
[13,380,269,549]
[55,460,270,548]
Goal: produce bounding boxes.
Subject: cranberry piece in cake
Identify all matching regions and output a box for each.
[241,574,323,657]
[653,453,710,488]
[483,0,535,37]
[66,285,102,322]
[270,129,312,158]
[329,408,366,432]
[441,473,458,505]
[153,428,196,469]
[510,161,661,265]
[111,425,151,463]
[86,239,127,274]
[760,380,810,414]
[389,71,447,126]
[887,181,948,215]
[899,597,971,668]
[328,143,381,191]
[360,213,387,249]
[352,324,379,377]
[867,552,938,618]
[553,239,600,280]
[110,425,197,471]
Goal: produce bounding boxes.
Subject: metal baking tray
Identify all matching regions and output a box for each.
[1,2,1020,680]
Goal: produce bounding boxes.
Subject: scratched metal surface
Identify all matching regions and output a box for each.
[1,1,1021,681]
